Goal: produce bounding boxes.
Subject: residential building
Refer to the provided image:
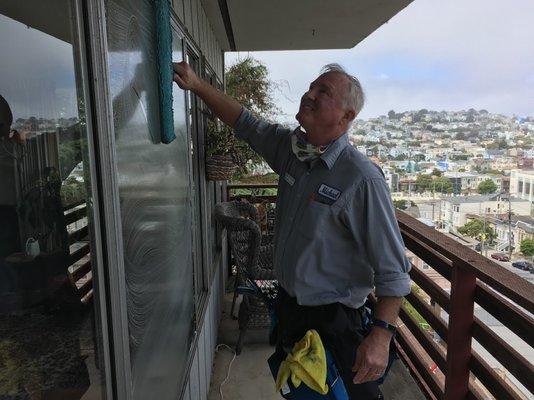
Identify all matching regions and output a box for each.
[473,174,507,193]
[440,194,531,232]
[399,178,417,193]
[510,169,534,202]
[383,166,400,192]
[492,215,534,253]
[443,172,479,194]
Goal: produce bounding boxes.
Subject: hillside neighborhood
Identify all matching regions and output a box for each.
[346,109,534,277]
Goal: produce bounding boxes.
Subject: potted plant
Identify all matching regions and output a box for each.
[204,57,279,181]
[205,116,238,181]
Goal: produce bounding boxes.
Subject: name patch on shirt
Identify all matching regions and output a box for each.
[318,184,341,201]
[284,172,295,186]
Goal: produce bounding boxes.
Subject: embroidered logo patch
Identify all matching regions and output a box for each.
[284,172,295,186]
[318,184,341,201]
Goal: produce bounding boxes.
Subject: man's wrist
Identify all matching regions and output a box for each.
[369,318,396,340]
[191,77,204,95]
[371,318,397,333]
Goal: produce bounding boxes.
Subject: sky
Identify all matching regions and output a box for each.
[225,0,534,121]
[0,14,78,120]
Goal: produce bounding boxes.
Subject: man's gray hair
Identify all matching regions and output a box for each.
[320,63,365,116]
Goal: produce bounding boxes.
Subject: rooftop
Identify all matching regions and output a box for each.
[442,194,528,204]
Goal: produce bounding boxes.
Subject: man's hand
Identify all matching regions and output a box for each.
[173,61,201,91]
[172,61,242,127]
[351,328,392,384]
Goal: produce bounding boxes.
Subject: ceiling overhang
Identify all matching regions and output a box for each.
[0,0,71,44]
[202,0,413,52]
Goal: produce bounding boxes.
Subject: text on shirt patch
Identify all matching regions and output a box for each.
[284,172,295,186]
[318,184,341,201]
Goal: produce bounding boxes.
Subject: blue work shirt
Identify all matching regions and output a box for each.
[234,108,411,308]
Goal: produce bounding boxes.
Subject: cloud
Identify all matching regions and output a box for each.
[226,0,534,120]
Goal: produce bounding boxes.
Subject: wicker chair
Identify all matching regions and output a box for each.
[214,201,277,355]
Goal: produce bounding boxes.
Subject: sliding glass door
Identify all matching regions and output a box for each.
[0,1,109,398]
[105,0,196,398]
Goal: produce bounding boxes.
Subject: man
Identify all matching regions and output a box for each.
[173,62,411,399]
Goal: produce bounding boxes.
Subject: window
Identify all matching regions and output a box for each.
[203,65,222,278]
[105,1,195,396]
[0,3,107,398]
[185,46,209,306]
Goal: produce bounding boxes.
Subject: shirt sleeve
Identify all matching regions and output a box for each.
[233,108,291,175]
[341,177,412,297]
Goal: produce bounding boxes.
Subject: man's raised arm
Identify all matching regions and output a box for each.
[172,61,242,127]
[172,61,292,175]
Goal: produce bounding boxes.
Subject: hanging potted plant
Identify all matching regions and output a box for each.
[205,57,280,181]
[205,116,238,181]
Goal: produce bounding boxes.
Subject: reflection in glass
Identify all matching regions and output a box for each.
[0,4,105,400]
[106,0,195,398]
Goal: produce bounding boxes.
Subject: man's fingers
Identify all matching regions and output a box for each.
[352,349,372,384]
[172,62,188,79]
[351,348,363,372]
[354,366,383,384]
[173,73,186,88]
[352,347,386,384]
[353,364,372,384]
[172,61,186,73]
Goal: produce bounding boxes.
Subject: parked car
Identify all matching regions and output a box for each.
[491,253,510,262]
[512,260,533,271]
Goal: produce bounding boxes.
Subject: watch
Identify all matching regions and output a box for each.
[371,318,397,334]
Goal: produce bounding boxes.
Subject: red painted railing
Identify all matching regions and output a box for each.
[227,183,534,400]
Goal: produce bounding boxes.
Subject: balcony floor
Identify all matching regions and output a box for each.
[209,292,427,400]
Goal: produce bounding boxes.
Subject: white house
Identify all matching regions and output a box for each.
[510,169,534,203]
[440,194,531,232]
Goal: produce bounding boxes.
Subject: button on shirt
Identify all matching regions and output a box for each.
[234,108,411,309]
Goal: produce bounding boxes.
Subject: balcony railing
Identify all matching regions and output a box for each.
[227,183,534,400]
[64,200,92,303]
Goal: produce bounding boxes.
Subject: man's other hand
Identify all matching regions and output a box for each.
[173,61,200,91]
[351,329,392,384]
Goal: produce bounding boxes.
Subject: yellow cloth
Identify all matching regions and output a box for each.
[275,329,329,395]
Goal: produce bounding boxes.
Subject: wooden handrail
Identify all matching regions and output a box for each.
[396,211,534,314]
[227,183,278,190]
[65,204,87,225]
[64,201,93,304]
[474,283,534,348]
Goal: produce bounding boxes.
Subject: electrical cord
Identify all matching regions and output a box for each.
[215,344,237,400]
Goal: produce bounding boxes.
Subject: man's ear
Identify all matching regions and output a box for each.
[341,109,356,125]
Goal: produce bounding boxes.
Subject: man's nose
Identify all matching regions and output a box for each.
[303,89,315,101]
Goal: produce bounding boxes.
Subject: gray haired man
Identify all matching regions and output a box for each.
[173,61,411,399]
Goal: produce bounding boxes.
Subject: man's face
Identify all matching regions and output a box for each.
[295,72,350,142]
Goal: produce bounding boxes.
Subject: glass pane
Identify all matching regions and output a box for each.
[185,51,205,301]
[105,0,195,397]
[0,3,106,399]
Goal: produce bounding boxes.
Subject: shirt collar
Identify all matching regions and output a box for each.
[319,133,349,169]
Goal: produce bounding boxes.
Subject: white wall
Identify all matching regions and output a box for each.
[173,0,224,80]
[182,251,226,400]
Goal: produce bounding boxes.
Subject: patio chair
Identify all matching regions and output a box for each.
[214,201,277,355]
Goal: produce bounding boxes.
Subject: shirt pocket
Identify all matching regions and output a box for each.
[297,201,333,240]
